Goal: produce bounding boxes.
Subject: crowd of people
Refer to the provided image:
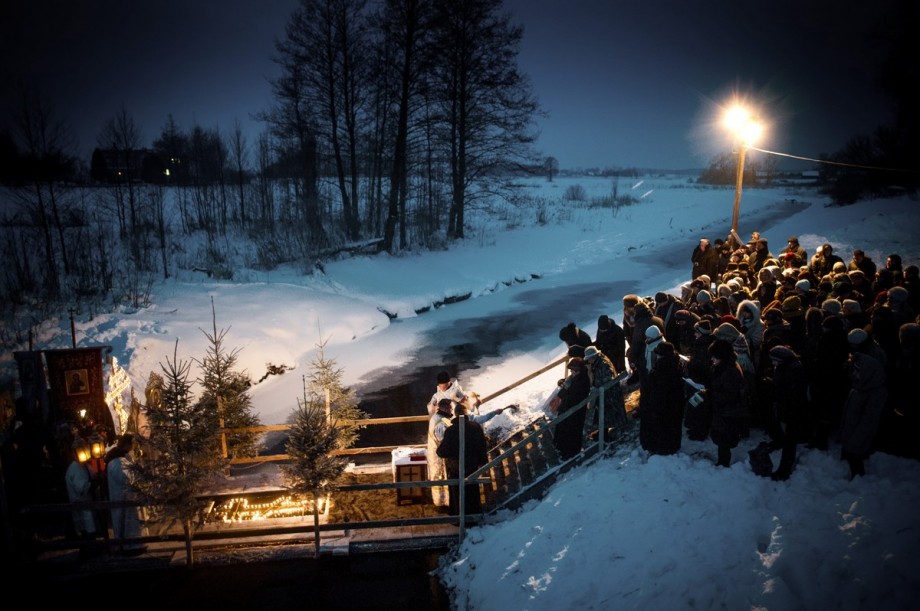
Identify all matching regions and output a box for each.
[547,230,918,481]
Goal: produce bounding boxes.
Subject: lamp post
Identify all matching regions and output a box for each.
[723,105,762,241]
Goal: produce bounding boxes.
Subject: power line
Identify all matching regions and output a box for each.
[751,146,916,174]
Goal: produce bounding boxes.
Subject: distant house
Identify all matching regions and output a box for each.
[90,148,166,184]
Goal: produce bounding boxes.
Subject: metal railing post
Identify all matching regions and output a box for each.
[458,414,466,544]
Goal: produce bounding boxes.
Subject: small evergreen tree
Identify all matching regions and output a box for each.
[132,341,227,566]
[281,334,366,556]
[195,298,262,459]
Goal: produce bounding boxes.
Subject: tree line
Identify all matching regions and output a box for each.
[0,0,543,347]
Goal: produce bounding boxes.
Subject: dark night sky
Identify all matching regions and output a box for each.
[1,0,908,171]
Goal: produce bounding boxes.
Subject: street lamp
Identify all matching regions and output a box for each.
[723,105,762,240]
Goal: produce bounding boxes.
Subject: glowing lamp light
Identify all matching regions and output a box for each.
[89,433,106,459]
[74,438,92,463]
[722,102,765,236]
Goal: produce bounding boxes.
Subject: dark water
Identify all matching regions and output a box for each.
[279,199,810,455]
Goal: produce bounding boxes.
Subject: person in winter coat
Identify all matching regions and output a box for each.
[639,342,685,455]
[765,346,809,480]
[684,319,715,441]
[705,339,748,467]
[691,237,719,281]
[594,314,626,374]
[840,348,888,479]
[105,433,146,554]
[549,358,592,460]
[559,321,592,350]
[808,314,851,451]
[847,249,877,279]
[654,291,683,345]
[436,401,489,514]
[427,399,454,508]
[629,302,664,387]
[736,300,764,371]
[583,346,628,440]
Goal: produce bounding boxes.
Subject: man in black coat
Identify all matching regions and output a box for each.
[437,401,489,515]
[594,314,626,374]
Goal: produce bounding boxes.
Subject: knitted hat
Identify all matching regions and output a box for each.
[436,371,451,384]
[645,325,663,340]
[694,319,712,334]
[584,346,601,361]
[821,299,842,315]
[764,308,784,324]
[714,322,741,342]
[841,299,861,313]
[674,309,694,323]
[795,279,811,293]
[847,328,869,346]
[832,262,847,274]
[716,283,732,298]
[697,290,712,304]
[769,345,796,362]
[782,295,803,312]
[847,269,865,280]
[567,344,586,359]
[699,275,711,288]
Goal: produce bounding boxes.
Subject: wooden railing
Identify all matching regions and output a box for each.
[224,355,569,464]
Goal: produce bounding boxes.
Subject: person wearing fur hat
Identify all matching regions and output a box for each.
[685,320,715,441]
[754,267,778,311]
[705,339,748,467]
[736,300,764,369]
[672,309,700,354]
[764,345,809,480]
[640,341,685,456]
[594,314,626,374]
[582,345,628,439]
[559,321,592,350]
[627,301,664,388]
[549,357,591,460]
[655,291,683,346]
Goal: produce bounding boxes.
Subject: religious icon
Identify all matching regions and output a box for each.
[66,369,89,395]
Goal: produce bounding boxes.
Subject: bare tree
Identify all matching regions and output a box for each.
[9,82,78,295]
[97,104,143,253]
[377,0,436,252]
[228,119,249,226]
[274,0,372,243]
[430,0,539,239]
